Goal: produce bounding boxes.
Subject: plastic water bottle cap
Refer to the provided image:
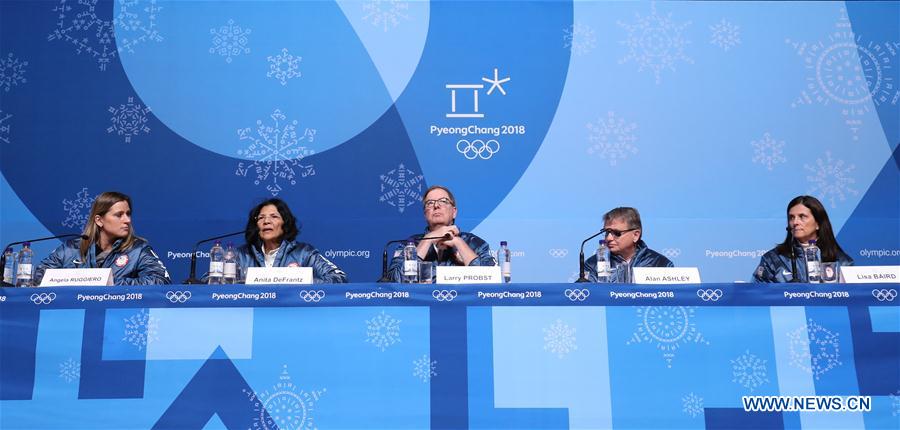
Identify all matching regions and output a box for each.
[500,241,507,246]
[23,242,31,247]
[599,239,606,245]
[809,240,816,245]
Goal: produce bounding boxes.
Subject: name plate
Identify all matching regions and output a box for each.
[40,268,113,286]
[436,266,502,284]
[245,267,313,285]
[840,266,900,283]
[633,267,701,284]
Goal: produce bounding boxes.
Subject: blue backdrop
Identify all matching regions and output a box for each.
[1,0,898,283]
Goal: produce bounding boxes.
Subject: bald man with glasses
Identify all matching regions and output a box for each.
[583,207,673,283]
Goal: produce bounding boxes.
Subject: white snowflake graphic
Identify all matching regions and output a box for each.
[787,318,842,380]
[891,390,900,417]
[235,109,316,197]
[543,319,577,358]
[618,2,693,84]
[0,52,28,92]
[62,187,96,228]
[362,0,410,32]
[244,365,325,430]
[209,19,251,64]
[0,110,11,144]
[413,354,436,383]
[682,392,704,418]
[47,0,118,71]
[586,112,638,166]
[107,96,151,143]
[787,9,900,141]
[267,48,302,86]
[563,22,597,57]
[709,19,741,52]
[366,311,401,352]
[123,308,159,350]
[804,150,858,208]
[731,350,769,392]
[58,357,81,383]
[379,163,425,213]
[751,132,786,171]
[114,0,163,55]
[627,306,709,368]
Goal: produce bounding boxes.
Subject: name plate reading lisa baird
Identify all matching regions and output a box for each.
[436,266,502,284]
[632,267,702,284]
[40,268,113,286]
[244,267,313,285]
[840,266,900,283]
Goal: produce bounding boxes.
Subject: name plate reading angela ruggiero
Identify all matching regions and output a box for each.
[632,267,702,284]
[840,266,900,283]
[244,267,313,285]
[39,268,113,286]
[436,266,502,284]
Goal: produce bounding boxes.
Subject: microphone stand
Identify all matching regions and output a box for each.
[377,234,452,283]
[2,234,87,286]
[575,229,607,283]
[786,227,801,283]
[184,231,245,284]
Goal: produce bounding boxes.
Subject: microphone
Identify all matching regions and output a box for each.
[377,235,453,283]
[786,226,801,283]
[575,229,607,283]
[1,234,87,286]
[184,231,245,284]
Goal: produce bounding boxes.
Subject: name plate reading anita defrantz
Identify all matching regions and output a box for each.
[244,267,313,285]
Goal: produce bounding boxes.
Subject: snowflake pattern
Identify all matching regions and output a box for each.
[366,311,401,352]
[58,357,81,383]
[709,19,741,51]
[107,96,151,143]
[62,187,96,228]
[618,2,693,84]
[123,308,159,350]
[586,112,638,166]
[0,53,28,92]
[47,0,118,71]
[804,150,858,208]
[114,0,163,54]
[731,350,769,392]
[209,19,251,63]
[682,392,704,418]
[751,132,786,171]
[891,390,900,417]
[787,318,842,380]
[379,163,425,213]
[267,48,302,86]
[787,9,900,140]
[362,0,410,32]
[235,109,316,197]
[627,306,709,368]
[0,110,11,144]
[244,365,325,430]
[563,22,597,57]
[543,319,577,358]
[413,354,437,383]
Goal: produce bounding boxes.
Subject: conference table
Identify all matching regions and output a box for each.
[1,282,897,429]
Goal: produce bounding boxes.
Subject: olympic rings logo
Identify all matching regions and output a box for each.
[697,289,723,301]
[663,248,682,258]
[548,249,568,258]
[299,290,325,302]
[432,289,458,301]
[564,288,590,301]
[872,289,897,302]
[456,139,500,160]
[166,291,192,303]
[30,292,57,305]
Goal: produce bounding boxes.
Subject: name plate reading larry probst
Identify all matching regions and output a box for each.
[840,266,900,283]
[244,267,313,285]
[632,267,702,284]
[436,266,502,284]
[39,268,113,286]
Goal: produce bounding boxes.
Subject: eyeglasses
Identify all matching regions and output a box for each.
[256,214,282,222]
[605,228,637,238]
[424,198,454,209]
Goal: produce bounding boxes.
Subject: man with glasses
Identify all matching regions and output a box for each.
[388,185,496,281]
[584,207,673,283]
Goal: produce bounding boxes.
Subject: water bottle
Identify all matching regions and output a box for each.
[16,242,34,287]
[498,241,511,283]
[402,240,418,283]
[596,240,611,283]
[208,241,224,285]
[3,247,16,285]
[805,240,822,283]
[223,242,237,284]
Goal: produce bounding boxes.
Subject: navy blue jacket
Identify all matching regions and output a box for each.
[388,232,496,282]
[238,240,347,284]
[584,240,673,282]
[34,237,171,286]
[752,242,853,283]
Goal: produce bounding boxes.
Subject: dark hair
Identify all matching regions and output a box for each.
[603,207,643,230]
[244,198,300,247]
[776,195,846,262]
[81,191,136,260]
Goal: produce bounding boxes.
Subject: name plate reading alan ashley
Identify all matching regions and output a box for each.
[436,266,502,284]
[244,267,313,285]
[632,267,702,284]
[40,268,113,286]
[840,266,900,283]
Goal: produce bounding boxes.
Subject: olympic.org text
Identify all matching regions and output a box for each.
[211,292,277,301]
[742,396,870,412]
[706,249,768,258]
[324,249,371,259]
[784,291,849,300]
[609,291,675,300]
[476,290,542,300]
[77,293,143,302]
[859,248,900,258]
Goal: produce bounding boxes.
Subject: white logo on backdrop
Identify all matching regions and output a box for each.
[235,109,316,197]
[209,19,251,64]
